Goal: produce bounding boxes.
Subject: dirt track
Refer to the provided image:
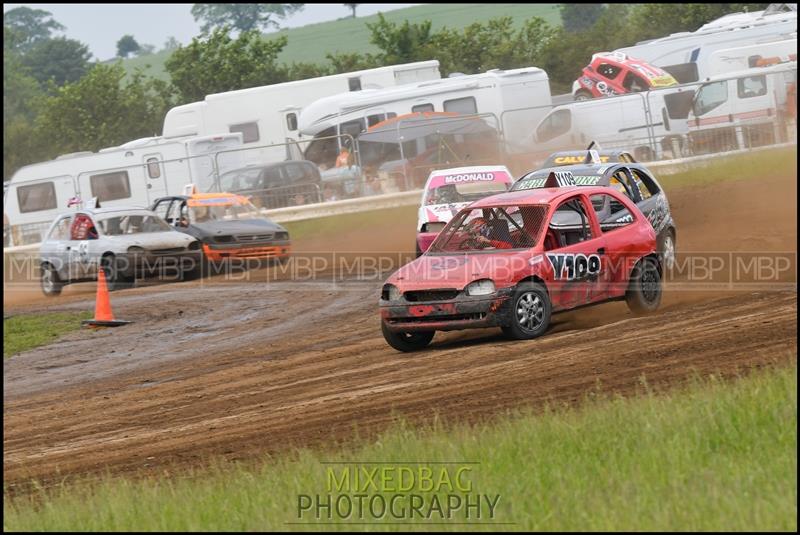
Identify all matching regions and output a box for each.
[3,171,798,490]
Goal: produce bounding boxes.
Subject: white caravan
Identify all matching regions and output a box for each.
[615,4,796,83]
[528,87,693,162]
[706,36,797,77]
[4,133,243,247]
[296,67,552,166]
[686,62,797,153]
[161,61,441,164]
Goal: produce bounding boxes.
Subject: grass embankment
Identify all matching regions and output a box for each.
[3,312,92,359]
[4,365,796,531]
[122,4,562,82]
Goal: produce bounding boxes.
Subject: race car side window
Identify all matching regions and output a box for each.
[153,199,173,223]
[546,196,594,250]
[590,194,634,233]
[598,63,621,80]
[630,169,659,199]
[48,216,73,241]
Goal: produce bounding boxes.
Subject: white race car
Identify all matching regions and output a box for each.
[415,166,512,256]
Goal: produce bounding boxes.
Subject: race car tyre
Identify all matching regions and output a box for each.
[381,321,434,352]
[102,255,133,292]
[657,228,676,272]
[501,282,551,340]
[625,257,662,315]
[574,89,593,101]
[40,263,63,297]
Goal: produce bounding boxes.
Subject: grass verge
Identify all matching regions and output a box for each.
[657,146,797,189]
[4,364,796,531]
[3,311,92,358]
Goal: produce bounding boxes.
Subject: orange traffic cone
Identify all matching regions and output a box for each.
[82,268,131,327]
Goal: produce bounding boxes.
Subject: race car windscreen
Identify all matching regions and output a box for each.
[428,205,547,253]
[424,181,508,205]
[188,199,262,223]
[98,214,172,235]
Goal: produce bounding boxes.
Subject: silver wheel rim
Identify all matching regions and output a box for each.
[42,269,54,292]
[516,292,544,332]
[663,235,675,269]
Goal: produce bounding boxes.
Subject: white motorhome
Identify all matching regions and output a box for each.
[706,36,797,77]
[686,62,797,153]
[161,61,441,165]
[615,4,796,83]
[297,67,552,167]
[528,87,693,162]
[4,133,243,247]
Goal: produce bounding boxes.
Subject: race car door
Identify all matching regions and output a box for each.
[543,194,608,309]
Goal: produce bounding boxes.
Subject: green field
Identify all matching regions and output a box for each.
[3,311,92,359]
[121,4,562,82]
[4,364,796,531]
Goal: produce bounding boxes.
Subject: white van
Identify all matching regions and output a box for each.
[706,37,797,77]
[297,67,552,167]
[4,133,243,248]
[161,61,441,165]
[529,88,692,162]
[615,5,796,83]
[687,62,797,153]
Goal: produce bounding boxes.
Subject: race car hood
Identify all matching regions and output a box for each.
[386,250,535,292]
[187,218,287,240]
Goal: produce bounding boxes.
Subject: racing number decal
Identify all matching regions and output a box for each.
[547,253,601,280]
[78,240,90,264]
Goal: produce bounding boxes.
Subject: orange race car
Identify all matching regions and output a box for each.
[150,190,291,263]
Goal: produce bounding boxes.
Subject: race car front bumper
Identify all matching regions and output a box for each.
[380,287,514,332]
[202,242,292,261]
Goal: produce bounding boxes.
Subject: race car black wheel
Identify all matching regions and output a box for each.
[40,263,63,297]
[574,89,593,101]
[625,257,662,315]
[657,228,676,272]
[381,322,434,352]
[501,282,551,340]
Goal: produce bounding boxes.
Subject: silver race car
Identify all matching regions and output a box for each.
[39,207,201,295]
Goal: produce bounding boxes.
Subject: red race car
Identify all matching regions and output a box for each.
[572,52,678,101]
[379,171,662,352]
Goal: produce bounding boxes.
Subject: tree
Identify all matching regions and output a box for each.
[136,43,157,56]
[22,37,92,86]
[162,36,181,52]
[366,14,436,66]
[191,3,304,34]
[344,3,359,18]
[627,3,770,43]
[116,34,140,58]
[35,63,174,156]
[3,7,64,51]
[325,51,381,73]
[165,27,290,103]
[560,4,605,32]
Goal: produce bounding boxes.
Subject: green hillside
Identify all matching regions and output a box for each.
[122,4,562,82]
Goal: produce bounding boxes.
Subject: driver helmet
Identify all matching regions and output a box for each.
[467,216,487,235]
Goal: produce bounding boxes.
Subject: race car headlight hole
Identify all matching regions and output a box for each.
[275,231,289,241]
[215,235,234,243]
[382,284,402,301]
[424,222,446,233]
[465,279,495,296]
[127,246,145,254]
[188,240,201,251]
